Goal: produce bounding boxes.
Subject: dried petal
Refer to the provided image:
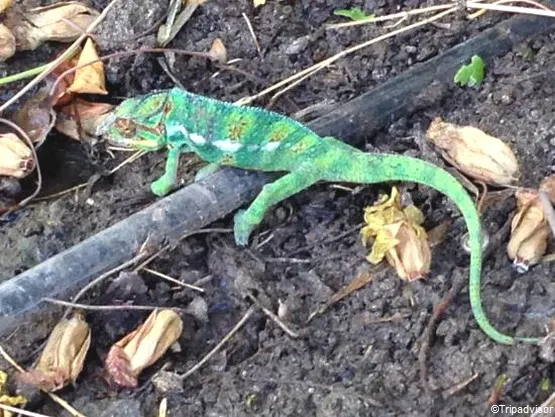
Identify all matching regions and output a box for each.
[4,2,99,51]
[0,24,15,62]
[18,313,91,392]
[55,99,114,141]
[14,92,56,146]
[426,117,519,186]
[507,190,550,272]
[0,133,34,178]
[67,38,107,94]
[361,187,431,280]
[0,0,15,13]
[209,38,227,64]
[105,309,183,388]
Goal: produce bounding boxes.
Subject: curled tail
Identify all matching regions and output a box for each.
[323,151,539,345]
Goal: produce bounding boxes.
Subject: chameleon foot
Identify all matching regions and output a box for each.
[233,209,255,246]
[151,177,174,196]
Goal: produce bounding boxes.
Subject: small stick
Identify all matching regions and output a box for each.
[44,298,181,312]
[0,346,86,417]
[134,228,232,271]
[443,373,479,398]
[245,290,298,338]
[236,7,458,105]
[242,12,262,59]
[63,247,151,318]
[466,1,555,18]
[180,306,256,380]
[143,267,205,292]
[0,404,54,417]
[467,0,552,19]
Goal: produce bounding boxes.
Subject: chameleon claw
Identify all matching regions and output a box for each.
[233,209,254,246]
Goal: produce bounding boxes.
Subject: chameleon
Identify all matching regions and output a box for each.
[103,87,541,346]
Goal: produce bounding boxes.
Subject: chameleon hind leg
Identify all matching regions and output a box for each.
[151,147,181,196]
[234,165,321,246]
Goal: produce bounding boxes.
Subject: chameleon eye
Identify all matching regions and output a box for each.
[115,119,136,138]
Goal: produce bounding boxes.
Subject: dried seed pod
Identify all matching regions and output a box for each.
[361,187,431,281]
[426,117,520,186]
[0,133,34,178]
[18,313,91,392]
[105,309,183,387]
[507,190,550,272]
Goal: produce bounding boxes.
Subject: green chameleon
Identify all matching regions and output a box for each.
[103,87,540,346]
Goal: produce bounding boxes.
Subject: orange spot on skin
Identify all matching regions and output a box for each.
[220,154,234,164]
[228,119,249,141]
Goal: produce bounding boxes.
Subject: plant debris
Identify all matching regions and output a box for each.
[104,309,183,388]
[361,187,431,281]
[454,55,485,87]
[333,7,375,21]
[426,117,520,186]
[0,371,26,417]
[507,189,550,273]
[0,133,35,178]
[18,313,91,392]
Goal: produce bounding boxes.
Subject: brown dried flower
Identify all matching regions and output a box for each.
[18,313,91,392]
[361,187,431,281]
[105,309,183,387]
[426,117,519,186]
[507,190,550,272]
[0,133,35,178]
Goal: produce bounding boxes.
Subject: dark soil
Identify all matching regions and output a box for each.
[1,1,555,416]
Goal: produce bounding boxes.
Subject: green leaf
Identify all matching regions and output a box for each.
[334,7,375,21]
[454,55,486,88]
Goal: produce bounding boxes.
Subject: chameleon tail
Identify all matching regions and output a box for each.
[328,152,540,345]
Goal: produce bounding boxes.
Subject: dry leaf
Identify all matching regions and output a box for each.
[0,133,34,178]
[105,310,183,387]
[507,190,550,272]
[55,99,114,141]
[426,117,519,186]
[209,38,227,64]
[0,24,15,61]
[18,313,91,392]
[14,91,55,146]
[67,38,107,94]
[361,187,431,281]
[539,174,555,203]
[254,0,266,6]
[4,2,99,51]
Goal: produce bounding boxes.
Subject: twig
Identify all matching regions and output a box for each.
[180,306,256,380]
[134,228,232,271]
[242,12,262,59]
[0,404,54,417]
[0,346,86,417]
[531,390,555,417]
[143,267,205,292]
[443,372,479,398]
[419,270,466,394]
[245,290,298,338]
[467,0,552,19]
[236,7,458,105]
[327,3,457,29]
[0,118,42,207]
[466,1,555,18]
[0,0,121,114]
[43,298,180,312]
[63,247,151,318]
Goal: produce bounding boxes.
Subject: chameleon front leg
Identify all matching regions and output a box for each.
[194,163,220,182]
[234,166,321,246]
[151,146,180,196]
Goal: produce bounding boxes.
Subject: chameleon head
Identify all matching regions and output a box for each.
[98,91,171,151]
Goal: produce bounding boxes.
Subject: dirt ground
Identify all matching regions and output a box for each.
[1,0,555,416]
